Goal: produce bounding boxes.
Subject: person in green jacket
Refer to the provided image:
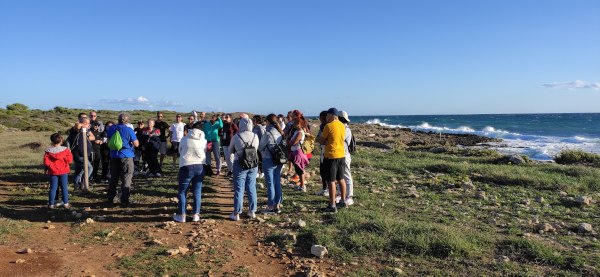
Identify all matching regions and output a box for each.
[203,113,224,175]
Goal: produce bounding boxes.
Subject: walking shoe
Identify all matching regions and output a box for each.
[258,173,264,179]
[55,201,64,207]
[290,175,300,182]
[48,205,55,209]
[316,189,329,197]
[335,195,341,204]
[173,213,186,223]
[155,173,162,177]
[247,211,256,219]
[63,203,71,209]
[191,214,200,222]
[322,205,337,213]
[229,213,240,221]
[346,197,354,206]
[274,208,282,214]
[261,208,275,214]
[336,201,348,209]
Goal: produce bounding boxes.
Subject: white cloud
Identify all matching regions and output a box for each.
[104,96,151,105]
[542,80,600,90]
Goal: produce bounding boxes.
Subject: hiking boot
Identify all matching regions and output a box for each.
[337,201,348,209]
[316,189,329,197]
[322,205,337,213]
[191,214,200,222]
[229,213,240,221]
[173,213,186,223]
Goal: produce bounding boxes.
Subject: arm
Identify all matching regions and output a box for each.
[318,125,330,145]
[291,130,303,146]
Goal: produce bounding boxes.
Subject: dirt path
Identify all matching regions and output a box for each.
[0,166,328,276]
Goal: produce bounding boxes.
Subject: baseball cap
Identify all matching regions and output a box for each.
[327,108,338,115]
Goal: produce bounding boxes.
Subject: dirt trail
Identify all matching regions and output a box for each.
[0,167,322,276]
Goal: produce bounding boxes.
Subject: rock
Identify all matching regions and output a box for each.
[576,196,592,206]
[500,255,510,263]
[152,239,164,245]
[17,248,32,254]
[462,180,475,191]
[169,197,179,203]
[476,191,488,200]
[256,217,266,223]
[85,218,95,224]
[578,223,593,233]
[558,191,568,197]
[302,265,324,277]
[407,186,420,198]
[283,232,297,244]
[507,155,526,165]
[166,249,180,256]
[201,219,216,225]
[537,223,556,234]
[257,183,265,189]
[310,245,328,258]
[178,246,189,255]
[535,196,545,203]
[429,146,448,153]
[521,198,531,206]
[44,225,56,230]
[297,219,307,228]
[13,259,26,264]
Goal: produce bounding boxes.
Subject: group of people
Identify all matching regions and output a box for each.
[43,107,355,220]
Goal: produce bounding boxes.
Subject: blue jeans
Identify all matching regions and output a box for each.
[49,174,68,206]
[205,141,221,172]
[74,158,93,189]
[232,162,258,214]
[177,164,204,215]
[262,157,283,207]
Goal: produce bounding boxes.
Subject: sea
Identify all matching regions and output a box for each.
[349,113,600,161]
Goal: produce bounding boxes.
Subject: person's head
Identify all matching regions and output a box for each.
[338,110,350,124]
[223,113,232,123]
[156,111,164,121]
[78,112,88,120]
[286,111,293,122]
[148,118,155,128]
[91,122,99,131]
[89,111,98,121]
[79,117,91,128]
[211,113,218,122]
[319,111,328,123]
[118,113,131,124]
[292,110,307,129]
[267,113,285,136]
[238,117,253,132]
[50,133,63,146]
[252,115,262,125]
[326,108,339,123]
[175,114,182,123]
[105,121,115,128]
[278,114,285,122]
[137,120,145,128]
[199,112,206,120]
[239,113,249,119]
[188,115,195,123]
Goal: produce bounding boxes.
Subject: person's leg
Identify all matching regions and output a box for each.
[274,164,283,207]
[159,142,166,167]
[263,158,275,208]
[232,163,246,215]
[177,166,192,215]
[59,174,69,205]
[213,141,221,173]
[223,146,234,173]
[205,143,212,168]
[120,158,134,204]
[107,158,120,202]
[344,155,353,198]
[48,175,58,206]
[148,150,158,174]
[336,158,347,203]
[246,167,258,213]
[91,154,100,181]
[74,160,83,189]
[320,161,328,191]
[191,164,203,214]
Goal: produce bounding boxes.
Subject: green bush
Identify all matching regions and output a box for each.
[555,150,600,166]
[6,103,28,111]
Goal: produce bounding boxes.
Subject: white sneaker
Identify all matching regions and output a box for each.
[173,213,186,223]
[346,197,354,206]
[247,211,256,219]
[316,189,329,197]
[55,201,64,207]
[335,195,341,203]
[191,214,200,222]
[258,173,264,179]
[155,173,162,177]
[63,203,71,209]
[229,213,240,221]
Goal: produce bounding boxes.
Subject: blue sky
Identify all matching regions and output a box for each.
[1,0,599,116]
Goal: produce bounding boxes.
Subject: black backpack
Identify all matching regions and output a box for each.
[348,134,356,154]
[238,134,259,170]
[267,131,288,165]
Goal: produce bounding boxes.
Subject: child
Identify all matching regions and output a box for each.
[44,133,73,209]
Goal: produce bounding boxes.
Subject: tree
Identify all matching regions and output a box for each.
[6,103,28,111]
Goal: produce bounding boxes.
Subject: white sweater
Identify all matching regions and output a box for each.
[178,128,207,167]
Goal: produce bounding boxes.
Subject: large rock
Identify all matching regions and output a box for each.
[576,196,592,206]
[507,155,527,165]
[310,245,328,258]
[537,223,556,234]
[578,223,593,233]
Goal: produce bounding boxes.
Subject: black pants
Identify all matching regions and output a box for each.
[91,150,101,181]
[108,158,134,204]
[146,149,161,174]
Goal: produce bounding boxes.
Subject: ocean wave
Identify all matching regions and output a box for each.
[365,118,600,160]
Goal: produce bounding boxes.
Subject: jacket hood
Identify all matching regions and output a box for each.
[46,146,68,154]
[187,128,205,140]
[238,118,253,132]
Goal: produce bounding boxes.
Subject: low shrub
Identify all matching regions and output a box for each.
[555,150,600,166]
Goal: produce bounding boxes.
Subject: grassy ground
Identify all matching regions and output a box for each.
[0,124,599,275]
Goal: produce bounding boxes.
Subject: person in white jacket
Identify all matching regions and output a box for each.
[228,117,259,221]
[173,127,207,223]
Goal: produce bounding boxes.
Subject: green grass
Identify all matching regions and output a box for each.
[117,246,209,277]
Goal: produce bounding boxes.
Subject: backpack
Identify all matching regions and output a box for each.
[267,131,288,165]
[301,132,315,154]
[108,129,123,151]
[238,134,259,170]
[348,134,356,154]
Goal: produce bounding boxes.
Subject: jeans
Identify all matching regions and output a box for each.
[232,161,258,214]
[49,174,68,206]
[222,145,234,171]
[262,157,283,207]
[205,141,221,172]
[108,158,134,204]
[344,155,353,197]
[177,164,204,215]
[74,158,93,189]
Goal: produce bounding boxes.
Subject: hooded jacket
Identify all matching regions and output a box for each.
[178,128,207,167]
[228,118,259,163]
[44,146,73,175]
[258,124,283,159]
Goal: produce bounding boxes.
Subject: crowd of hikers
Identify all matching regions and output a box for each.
[43,108,356,222]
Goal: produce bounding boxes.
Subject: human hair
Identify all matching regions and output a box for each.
[266,114,284,137]
[292,110,307,129]
[50,133,63,145]
[79,117,90,124]
[78,112,87,119]
[118,113,130,124]
[105,120,115,127]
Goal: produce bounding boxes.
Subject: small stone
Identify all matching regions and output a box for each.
[476,191,488,200]
[535,196,544,203]
[407,186,420,198]
[201,219,216,224]
[500,255,510,263]
[297,219,307,228]
[13,259,26,264]
[45,225,56,230]
[537,223,556,234]
[152,239,164,245]
[558,191,568,197]
[84,207,92,212]
[17,248,32,254]
[166,249,180,256]
[521,198,531,206]
[310,245,328,258]
[178,246,189,255]
[576,196,592,206]
[578,223,593,233]
[85,218,95,224]
[169,197,179,203]
[462,180,475,190]
[393,267,404,275]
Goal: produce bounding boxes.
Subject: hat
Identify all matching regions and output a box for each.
[338,110,350,122]
[327,108,338,115]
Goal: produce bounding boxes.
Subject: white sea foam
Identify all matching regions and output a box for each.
[365,119,600,161]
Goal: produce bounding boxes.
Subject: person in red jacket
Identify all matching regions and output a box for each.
[44,133,73,209]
